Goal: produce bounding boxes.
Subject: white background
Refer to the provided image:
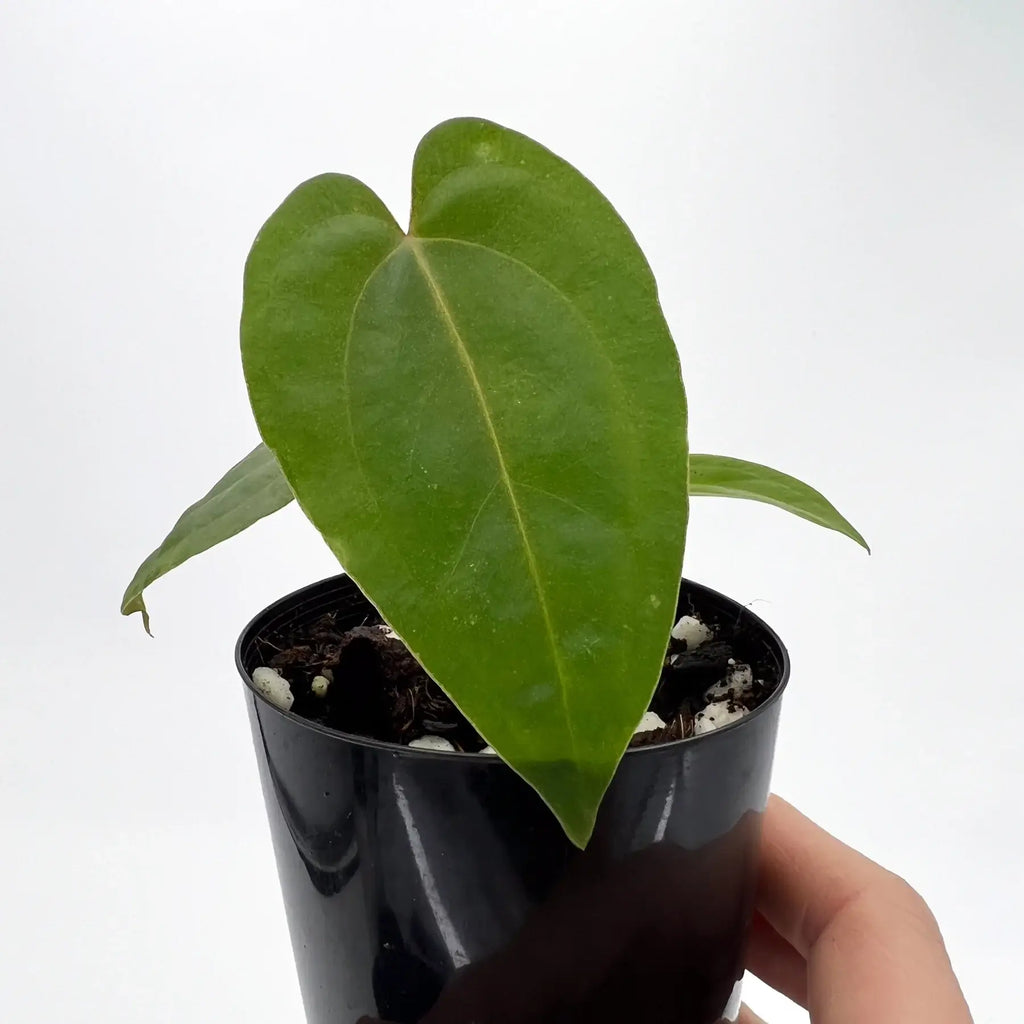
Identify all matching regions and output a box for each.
[1,2,1021,1021]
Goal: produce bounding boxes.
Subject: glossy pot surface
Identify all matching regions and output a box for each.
[237,575,790,1024]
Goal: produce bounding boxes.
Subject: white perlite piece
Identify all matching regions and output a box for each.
[705,663,755,701]
[408,735,456,752]
[377,623,400,640]
[252,666,294,712]
[479,745,497,755]
[671,614,712,650]
[729,664,753,688]
[693,701,750,735]
[633,711,667,735]
[310,674,331,698]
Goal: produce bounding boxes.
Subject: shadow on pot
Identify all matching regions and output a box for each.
[358,810,761,1024]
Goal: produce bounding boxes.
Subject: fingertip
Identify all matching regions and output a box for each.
[737,1004,769,1024]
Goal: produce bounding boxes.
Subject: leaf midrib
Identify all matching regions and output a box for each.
[405,236,581,764]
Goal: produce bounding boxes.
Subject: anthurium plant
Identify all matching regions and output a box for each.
[122,118,865,847]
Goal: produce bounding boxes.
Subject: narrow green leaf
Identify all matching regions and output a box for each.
[689,453,869,551]
[241,119,688,846]
[121,444,294,633]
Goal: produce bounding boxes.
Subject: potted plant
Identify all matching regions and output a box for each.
[122,118,867,1024]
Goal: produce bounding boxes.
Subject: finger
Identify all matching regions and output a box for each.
[737,1005,769,1024]
[757,795,973,1024]
[745,911,807,1007]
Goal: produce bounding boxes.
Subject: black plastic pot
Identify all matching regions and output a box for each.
[236,575,790,1024]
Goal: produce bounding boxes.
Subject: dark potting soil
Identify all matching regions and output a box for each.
[251,593,779,752]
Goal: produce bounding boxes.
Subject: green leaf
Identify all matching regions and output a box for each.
[121,444,294,634]
[241,119,688,847]
[689,454,869,551]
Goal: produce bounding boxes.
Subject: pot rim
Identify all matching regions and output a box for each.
[235,573,791,759]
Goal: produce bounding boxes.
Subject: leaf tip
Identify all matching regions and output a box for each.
[564,820,594,851]
[121,593,154,637]
[845,524,871,555]
[544,765,605,850]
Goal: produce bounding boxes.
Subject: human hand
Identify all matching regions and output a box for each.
[740,795,972,1023]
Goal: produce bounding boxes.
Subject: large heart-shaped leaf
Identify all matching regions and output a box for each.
[241,119,689,846]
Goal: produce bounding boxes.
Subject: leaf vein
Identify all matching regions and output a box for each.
[444,478,501,583]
